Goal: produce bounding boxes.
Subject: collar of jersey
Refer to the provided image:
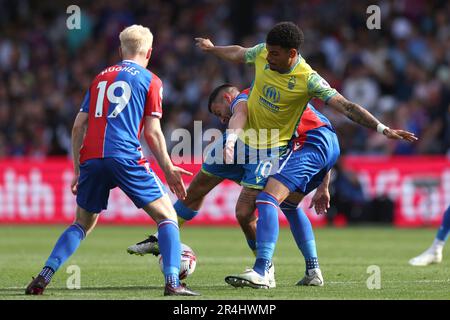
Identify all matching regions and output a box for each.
[122,59,139,65]
[279,55,302,74]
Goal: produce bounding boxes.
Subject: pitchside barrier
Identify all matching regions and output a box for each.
[0,156,448,227]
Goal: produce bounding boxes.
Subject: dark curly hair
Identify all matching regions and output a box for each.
[266,21,304,50]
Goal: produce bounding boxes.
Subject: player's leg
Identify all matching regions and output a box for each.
[252,176,291,279]
[225,144,290,288]
[111,158,198,295]
[127,170,224,255]
[141,195,197,295]
[226,177,290,289]
[26,159,108,295]
[281,192,321,282]
[235,187,259,255]
[174,170,224,224]
[225,186,277,288]
[237,127,339,288]
[25,206,100,295]
[409,205,450,266]
[274,127,339,285]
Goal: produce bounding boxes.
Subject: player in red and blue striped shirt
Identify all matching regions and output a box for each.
[26,25,199,297]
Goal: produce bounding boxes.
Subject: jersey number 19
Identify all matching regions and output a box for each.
[95,81,131,118]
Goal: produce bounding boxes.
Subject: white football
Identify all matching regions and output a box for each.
[158,243,197,280]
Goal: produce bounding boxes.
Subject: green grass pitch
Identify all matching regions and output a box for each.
[0,225,449,300]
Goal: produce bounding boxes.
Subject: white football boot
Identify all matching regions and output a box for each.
[409,247,443,266]
[267,263,276,288]
[296,268,324,286]
[225,268,271,289]
[127,235,159,256]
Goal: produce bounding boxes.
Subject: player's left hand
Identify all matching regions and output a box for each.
[309,187,330,215]
[71,173,79,195]
[383,128,418,142]
[165,166,193,200]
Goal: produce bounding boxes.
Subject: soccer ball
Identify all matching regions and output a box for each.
[158,243,196,280]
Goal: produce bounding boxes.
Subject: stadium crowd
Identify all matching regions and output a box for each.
[0,0,449,158]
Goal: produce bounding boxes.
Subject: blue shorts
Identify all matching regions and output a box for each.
[201,133,286,190]
[272,126,340,195]
[76,158,167,213]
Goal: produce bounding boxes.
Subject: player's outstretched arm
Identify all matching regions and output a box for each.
[71,112,89,195]
[224,101,248,163]
[327,93,418,142]
[144,116,192,200]
[195,37,248,63]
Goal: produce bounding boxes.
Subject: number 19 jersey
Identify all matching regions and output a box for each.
[79,60,163,164]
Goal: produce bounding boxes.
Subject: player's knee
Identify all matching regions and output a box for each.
[256,191,279,205]
[75,207,98,235]
[74,218,95,235]
[235,207,254,225]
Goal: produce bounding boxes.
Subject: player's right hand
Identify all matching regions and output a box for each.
[194,38,214,51]
[223,144,235,164]
[165,166,193,200]
[71,173,79,195]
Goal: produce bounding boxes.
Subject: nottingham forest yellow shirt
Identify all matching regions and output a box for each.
[242,43,337,149]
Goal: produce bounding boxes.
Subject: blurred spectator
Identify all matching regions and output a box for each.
[0,0,448,159]
[328,159,394,224]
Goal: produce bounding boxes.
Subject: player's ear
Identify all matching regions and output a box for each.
[289,48,297,58]
[118,47,123,59]
[223,92,233,104]
[146,48,152,60]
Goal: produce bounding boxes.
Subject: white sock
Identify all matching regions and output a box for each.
[431,239,445,253]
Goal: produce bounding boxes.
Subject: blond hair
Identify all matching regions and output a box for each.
[119,25,153,56]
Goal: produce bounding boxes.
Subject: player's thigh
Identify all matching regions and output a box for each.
[301,130,340,195]
[271,140,328,196]
[109,158,168,210]
[235,187,258,222]
[240,145,280,191]
[142,193,177,223]
[262,177,291,203]
[184,170,224,210]
[74,205,100,235]
[76,159,115,214]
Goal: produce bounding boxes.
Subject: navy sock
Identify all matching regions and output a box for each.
[165,274,180,288]
[305,257,320,271]
[254,192,279,276]
[157,219,181,287]
[44,223,86,274]
[39,267,55,284]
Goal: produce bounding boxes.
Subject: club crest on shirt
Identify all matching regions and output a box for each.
[288,76,296,90]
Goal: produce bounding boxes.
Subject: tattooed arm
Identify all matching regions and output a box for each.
[327,93,418,142]
[327,94,380,129]
[307,72,417,142]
